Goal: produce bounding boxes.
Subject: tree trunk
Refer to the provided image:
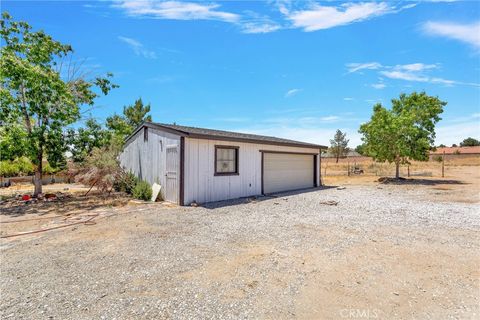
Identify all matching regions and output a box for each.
[335,154,339,163]
[33,150,43,197]
[395,161,400,179]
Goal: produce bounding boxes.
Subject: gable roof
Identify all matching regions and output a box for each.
[129,122,326,149]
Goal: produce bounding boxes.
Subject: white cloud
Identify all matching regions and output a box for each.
[380,70,429,82]
[346,62,382,73]
[241,22,281,34]
[395,63,438,72]
[114,1,239,22]
[371,83,386,89]
[283,2,394,32]
[423,21,480,49]
[234,126,363,147]
[118,36,156,59]
[285,88,302,98]
[380,69,480,87]
[114,1,281,34]
[348,61,480,88]
[343,97,354,101]
[320,116,340,122]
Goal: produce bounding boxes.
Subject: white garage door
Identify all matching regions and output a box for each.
[263,152,315,194]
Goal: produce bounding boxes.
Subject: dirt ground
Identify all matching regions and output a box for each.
[0,166,479,319]
[324,165,480,204]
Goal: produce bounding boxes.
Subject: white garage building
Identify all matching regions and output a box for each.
[119,122,326,205]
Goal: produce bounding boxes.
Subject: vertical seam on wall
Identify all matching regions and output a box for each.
[180,137,185,206]
[261,151,264,195]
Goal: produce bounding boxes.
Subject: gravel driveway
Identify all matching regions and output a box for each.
[1,185,479,319]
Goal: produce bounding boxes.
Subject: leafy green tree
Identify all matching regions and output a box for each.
[437,144,446,148]
[359,92,446,178]
[67,118,111,163]
[355,144,366,155]
[0,12,117,195]
[329,129,349,163]
[0,122,30,160]
[106,98,152,139]
[459,137,480,147]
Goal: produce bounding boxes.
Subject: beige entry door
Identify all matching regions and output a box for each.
[263,152,315,194]
[165,145,179,203]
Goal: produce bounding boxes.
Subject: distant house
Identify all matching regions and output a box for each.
[429,146,480,160]
[119,122,326,205]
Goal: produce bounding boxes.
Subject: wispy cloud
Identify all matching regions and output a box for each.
[285,88,302,98]
[118,36,156,59]
[348,62,479,87]
[240,10,281,34]
[113,1,414,34]
[234,126,363,147]
[241,21,281,34]
[113,0,281,34]
[371,83,386,89]
[395,63,439,72]
[346,62,382,73]
[282,2,397,32]
[423,21,480,50]
[114,1,239,23]
[343,97,354,101]
[320,115,340,122]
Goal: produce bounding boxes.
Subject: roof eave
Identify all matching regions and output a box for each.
[124,121,327,150]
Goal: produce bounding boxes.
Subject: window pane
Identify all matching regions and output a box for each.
[217,160,235,172]
[217,148,234,161]
[216,148,237,173]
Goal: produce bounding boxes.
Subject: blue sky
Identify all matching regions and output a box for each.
[4,0,480,146]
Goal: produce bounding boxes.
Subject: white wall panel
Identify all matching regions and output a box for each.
[184,138,320,204]
[119,128,180,202]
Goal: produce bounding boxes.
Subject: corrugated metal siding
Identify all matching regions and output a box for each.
[119,128,180,202]
[184,138,320,204]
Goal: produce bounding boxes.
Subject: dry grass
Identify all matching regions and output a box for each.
[321,156,480,178]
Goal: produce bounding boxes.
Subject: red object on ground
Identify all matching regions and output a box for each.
[22,194,31,201]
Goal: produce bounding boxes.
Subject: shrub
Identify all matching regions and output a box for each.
[43,162,62,175]
[434,156,443,163]
[73,146,122,193]
[0,161,17,177]
[0,157,35,177]
[133,180,152,201]
[113,171,139,194]
[13,157,34,175]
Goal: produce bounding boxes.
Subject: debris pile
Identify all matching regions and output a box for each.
[319,200,339,206]
[0,192,69,206]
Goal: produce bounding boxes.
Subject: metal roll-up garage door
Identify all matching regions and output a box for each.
[263,152,315,194]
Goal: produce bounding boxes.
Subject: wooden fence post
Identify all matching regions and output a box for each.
[442,151,445,178]
[407,165,410,177]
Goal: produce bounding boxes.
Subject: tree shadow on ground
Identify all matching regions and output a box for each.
[200,186,338,209]
[0,193,130,218]
[378,177,467,186]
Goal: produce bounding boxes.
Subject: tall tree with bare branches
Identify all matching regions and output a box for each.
[0,12,117,195]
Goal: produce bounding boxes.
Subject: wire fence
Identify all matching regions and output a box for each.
[320,156,479,178]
